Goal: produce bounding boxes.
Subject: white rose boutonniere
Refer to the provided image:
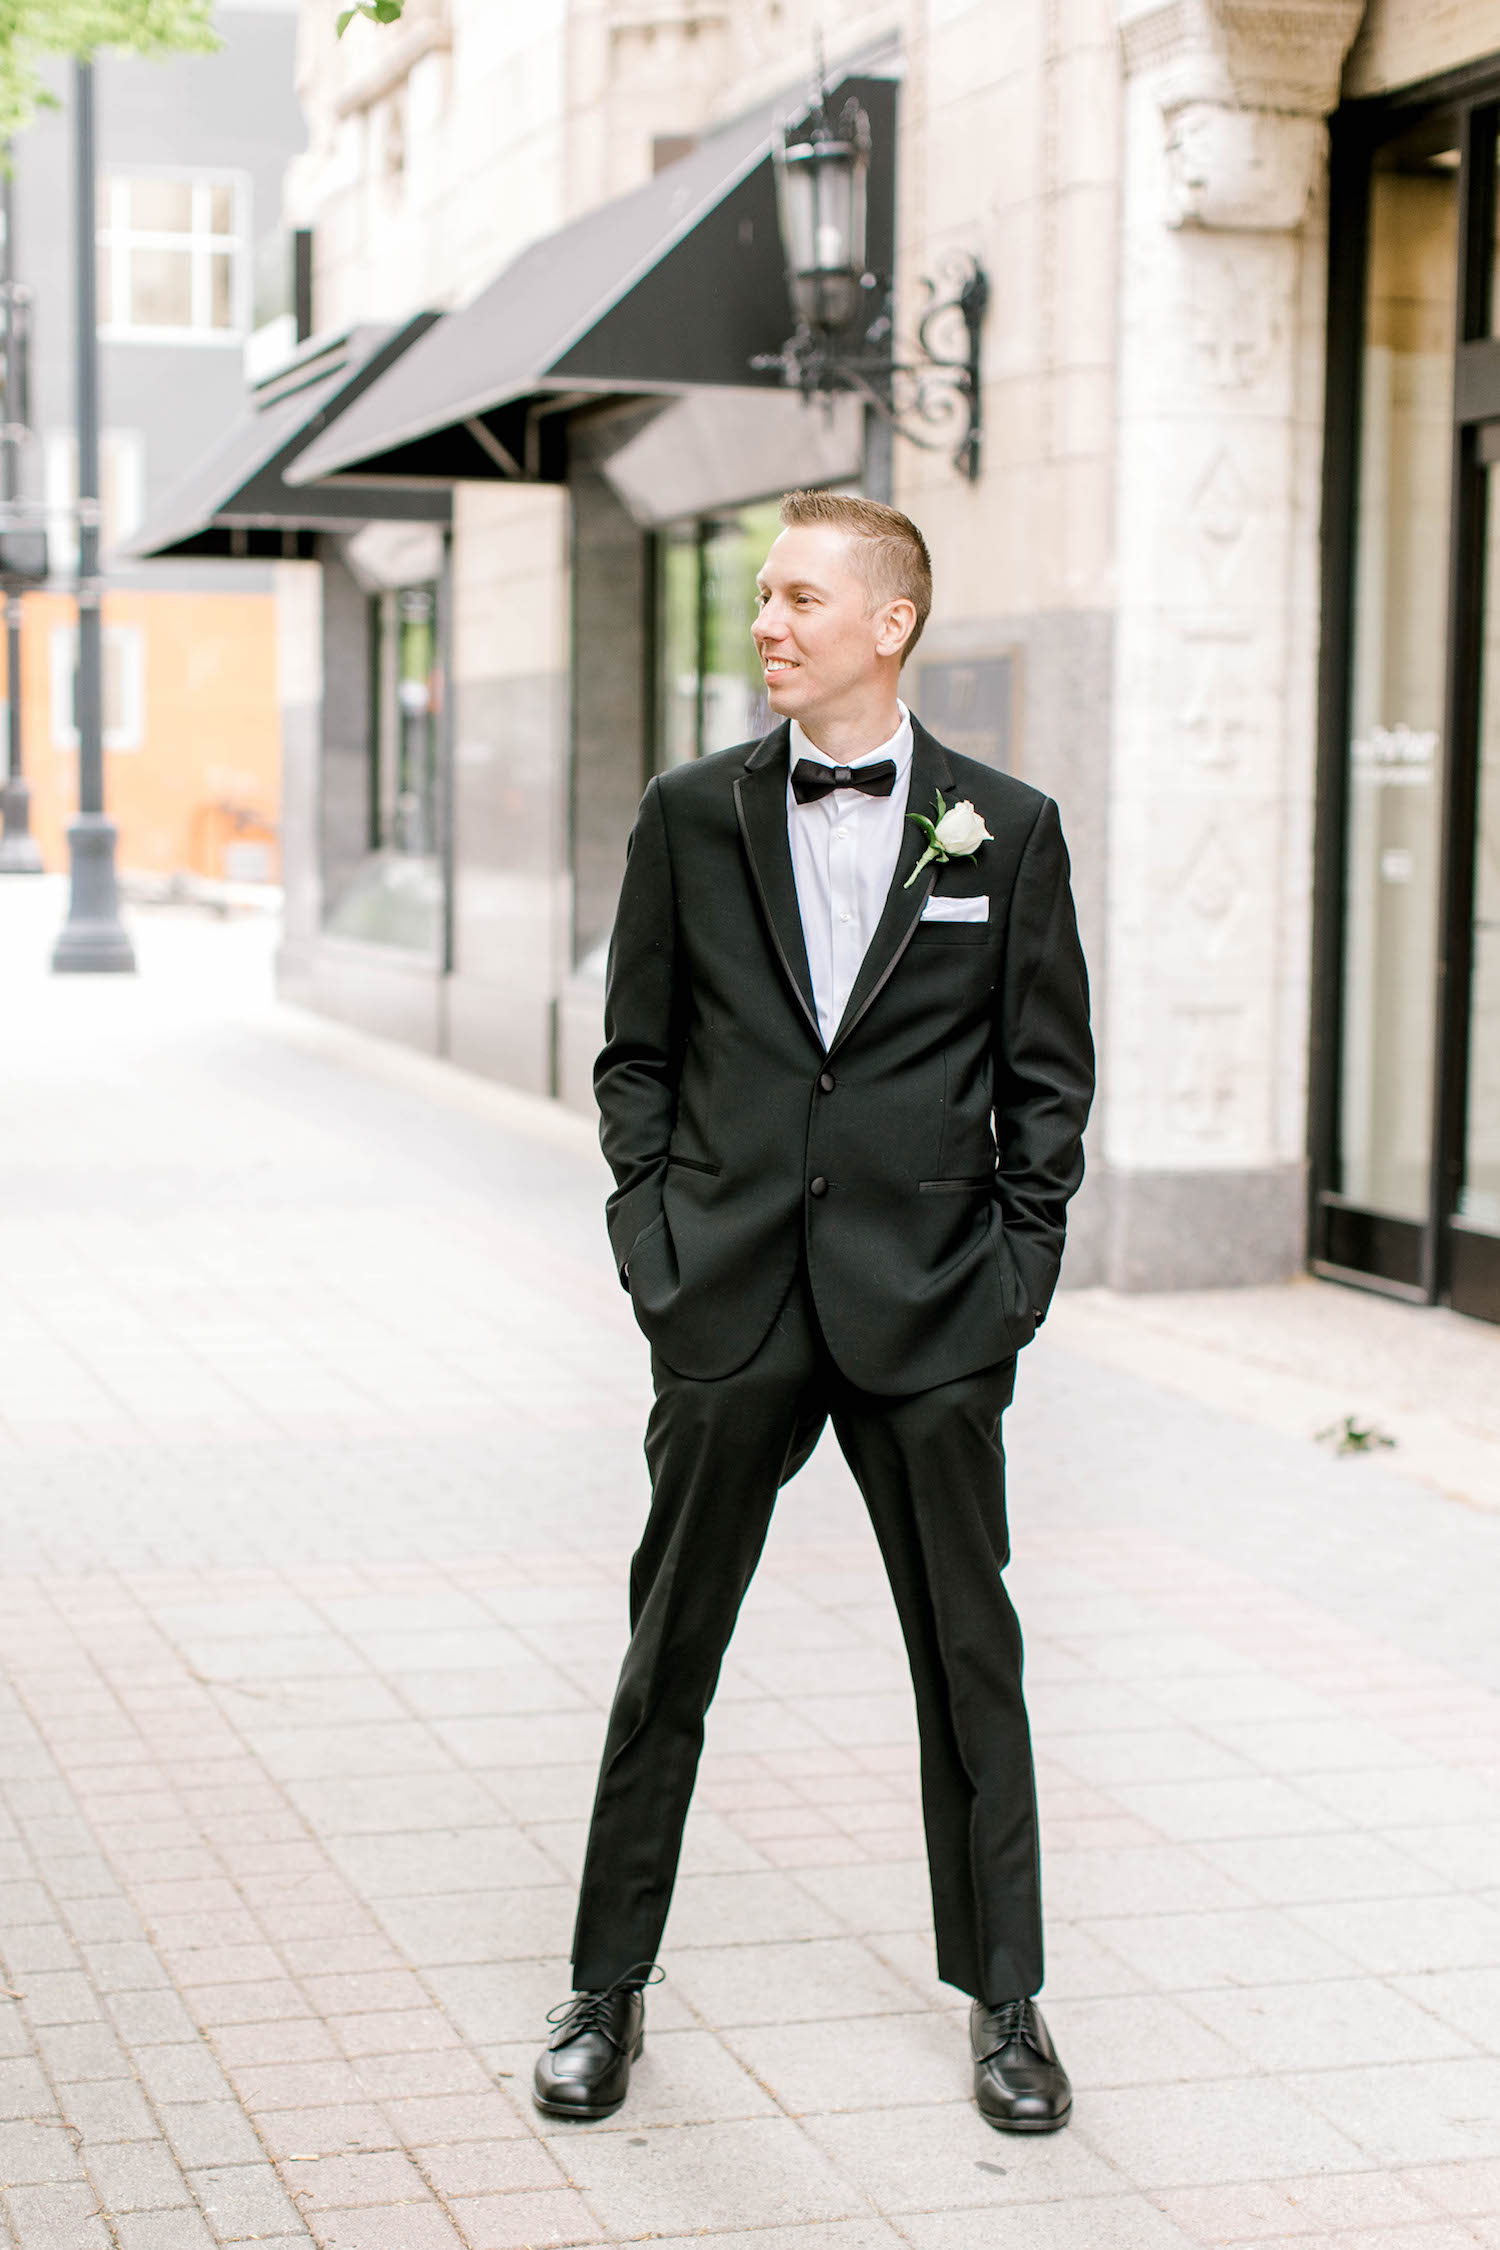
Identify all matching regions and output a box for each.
[904,791,994,888]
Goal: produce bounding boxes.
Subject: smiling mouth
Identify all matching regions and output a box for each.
[762,658,798,675]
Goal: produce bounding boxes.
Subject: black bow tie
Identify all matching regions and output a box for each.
[790,757,898,805]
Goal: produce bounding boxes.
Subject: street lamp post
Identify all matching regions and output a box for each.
[52,58,134,973]
[0,161,42,874]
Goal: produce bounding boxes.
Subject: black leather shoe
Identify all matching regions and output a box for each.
[971,1997,1072,2132]
[533,1978,648,2121]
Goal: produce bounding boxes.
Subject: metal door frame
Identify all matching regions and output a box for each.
[1311,54,1500,1322]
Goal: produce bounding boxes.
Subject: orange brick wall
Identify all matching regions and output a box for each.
[3,588,283,881]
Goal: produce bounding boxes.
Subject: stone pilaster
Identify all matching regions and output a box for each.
[1101,0,1363,1289]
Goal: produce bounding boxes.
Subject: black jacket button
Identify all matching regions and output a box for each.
[809,1176,828,1198]
[818,1072,836,1094]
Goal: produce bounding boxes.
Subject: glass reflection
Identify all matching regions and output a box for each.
[654,500,784,767]
[1339,139,1458,1218]
[324,582,443,955]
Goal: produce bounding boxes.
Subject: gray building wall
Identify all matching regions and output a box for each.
[16,7,305,599]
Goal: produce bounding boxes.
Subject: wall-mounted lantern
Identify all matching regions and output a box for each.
[755,79,988,483]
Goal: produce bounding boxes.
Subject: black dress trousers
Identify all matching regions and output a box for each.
[570,1267,1044,2006]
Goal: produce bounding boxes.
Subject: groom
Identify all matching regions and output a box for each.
[535,490,1094,2133]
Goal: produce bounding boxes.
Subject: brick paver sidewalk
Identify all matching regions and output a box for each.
[1,883,1498,2250]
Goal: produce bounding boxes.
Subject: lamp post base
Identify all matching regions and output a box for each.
[0,777,43,873]
[51,813,136,973]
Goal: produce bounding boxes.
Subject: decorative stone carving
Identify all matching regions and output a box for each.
[1118,0,1366,118]
[1181,822,1242,954]
[1187,445,1253,589]
[1165,103,1325,229]
[1166,1002,1241,1142]
[1187,246,1284,381]
[1119,0,1364,229]
[1175,628,1257,771]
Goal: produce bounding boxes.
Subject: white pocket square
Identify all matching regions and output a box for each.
[920,894,988,923]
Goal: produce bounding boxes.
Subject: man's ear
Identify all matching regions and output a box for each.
[877,599,917,659]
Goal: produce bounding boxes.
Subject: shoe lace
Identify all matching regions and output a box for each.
[547,1963,662,2048]
[980,1997,1041,2059]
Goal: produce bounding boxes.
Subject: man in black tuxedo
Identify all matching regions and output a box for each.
[535,490,1093,2133]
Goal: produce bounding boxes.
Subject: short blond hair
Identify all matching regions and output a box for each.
[778,489,933,660]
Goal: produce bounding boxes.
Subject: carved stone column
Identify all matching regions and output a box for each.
[1103,0,1364,1288]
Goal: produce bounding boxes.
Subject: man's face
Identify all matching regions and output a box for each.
[752,523,904,722]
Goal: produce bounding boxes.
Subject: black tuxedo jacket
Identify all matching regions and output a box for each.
[595,716,1094,1394]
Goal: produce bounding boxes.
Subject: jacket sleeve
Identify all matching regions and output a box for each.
[594,776,680,1285]
[992,796,1095,1322]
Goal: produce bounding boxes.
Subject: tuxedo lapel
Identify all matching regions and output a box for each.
[732,723,822,1048]
[826,717,955,1060]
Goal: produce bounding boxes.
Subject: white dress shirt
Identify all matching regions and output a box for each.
[787,702,914,1047]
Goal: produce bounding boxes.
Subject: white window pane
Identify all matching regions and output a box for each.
[44,431,79,579]
[49,627,78,749]
[103,637,125,739]
[128,178,193,235]
[209,183,235,235]
[102,431,146,552]
[129,247,193,328]
[47,625,142,753]
[96,245,115,322]
[104,628,144,751]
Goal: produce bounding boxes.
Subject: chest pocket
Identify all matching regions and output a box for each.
[911,921,991,945]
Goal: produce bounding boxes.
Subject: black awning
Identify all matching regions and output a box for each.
[287,71,896,489]
[126,317,453,560]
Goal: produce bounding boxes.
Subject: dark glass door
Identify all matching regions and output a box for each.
[1448,441,1500,1319]
[1316,92,1500,1322]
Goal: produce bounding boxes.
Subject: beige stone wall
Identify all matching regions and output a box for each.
[288,0,570,327]
[1345,0,1500,98]
[292,0,908,332]
[562,1,902,218]
[896,0,1120,625]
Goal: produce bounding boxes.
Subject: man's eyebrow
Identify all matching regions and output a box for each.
[756,575,826,595]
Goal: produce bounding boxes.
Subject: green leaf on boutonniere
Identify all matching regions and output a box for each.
[905,794,950,888]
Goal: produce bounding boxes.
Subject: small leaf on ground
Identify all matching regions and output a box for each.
[1316,1415,1397,1457]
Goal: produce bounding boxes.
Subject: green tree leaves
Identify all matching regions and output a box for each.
[0,0,217,143]
[337,1,406,33]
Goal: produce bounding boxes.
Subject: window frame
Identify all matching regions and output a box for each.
[96,169,252,346]
[1312,56,1500,1325]
[649,496,794,773]
[44,428,147,574]
[49,622,146,754]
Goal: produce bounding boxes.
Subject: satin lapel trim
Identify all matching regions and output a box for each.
[826,718,955,1060]
[733,733,822,1048]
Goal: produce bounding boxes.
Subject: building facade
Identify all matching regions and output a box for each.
[5,0,305,886]
[152,0,1500,1320]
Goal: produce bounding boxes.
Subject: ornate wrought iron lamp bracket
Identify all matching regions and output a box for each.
[755,251,988,484]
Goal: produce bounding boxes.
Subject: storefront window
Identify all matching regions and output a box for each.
[1337,134,1458,1220]
[654,500,785,766]
[324,581,444,954]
